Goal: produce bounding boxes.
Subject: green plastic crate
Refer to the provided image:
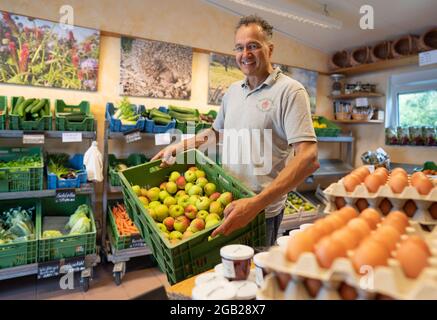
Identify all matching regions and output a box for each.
[55,99,94,131]
[313,116,341,137]
[0,96,7,130]
[38,195,96,262]
[107,199,145,251]
[0,147,44,192]
[175,119,212,134]
[119,150,266,285]
[10,96,52,131]
[108,154,148,187]
[0,199,41,269]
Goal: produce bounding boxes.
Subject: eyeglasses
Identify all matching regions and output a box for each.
[233,43,263,53]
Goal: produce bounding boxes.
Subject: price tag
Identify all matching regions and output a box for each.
[38,256,85,279]
[23,133,45,144]
[182,134,195,141]
[419,50,437,66]
[355,98,369,107]
[55,188,76,203]
[129,234,146,248]
[123,128,142,144]
[62,132,82,143]
[155,133,171,145]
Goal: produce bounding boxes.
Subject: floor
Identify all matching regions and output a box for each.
[0,256,171,300]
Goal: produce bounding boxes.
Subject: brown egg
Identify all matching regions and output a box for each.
[338,206,359,221]
[391,167,408,178]
[331,227,360,250]
[359,208,381,229]
[373,170,388,185]
[355,198,369,212]
[334,197,346,209]
[343,174,361,192]
[383,211,409,234]
[338,282,358,300]
[364,174,382,193]
[414,177,434,195]
[375,166,389,177]
[430,202,437,219]
[313,219,335,236]
[314,236,347,268]
[325,214,347,231]
[411,171,426,187]
[350,172,364,183]
[371,225,401,252]
[347,218,371,239]
[402,235,431,256]
[304,278,322,298]
[304,226,324,243]
[388,175,409,193]
[286,231,316,262]
[403,200,417,217]
[353,167,370,181]
[379,198,393,215]
[352,238,390,273]
[396,241,429,279]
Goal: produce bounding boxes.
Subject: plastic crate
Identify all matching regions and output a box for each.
[9,97,52,131]
[108,153,148,187]
[145,106,176,133]
[55,99,94,131]
[119,149,266,284]
[0,199,41,269]
[0,96,7,130]
[0,147,44,192]
[47,154,87,189]
[175,119,212,134]
[107,199,145,251]
[106,102,146,132]
[38,195,96,262]
[313,116,341,137]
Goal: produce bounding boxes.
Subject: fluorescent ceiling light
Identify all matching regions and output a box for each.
[219,0,343,30]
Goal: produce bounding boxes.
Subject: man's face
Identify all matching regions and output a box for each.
[234,23,273,77]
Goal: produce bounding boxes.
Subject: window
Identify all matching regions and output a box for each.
[398,90,437,127]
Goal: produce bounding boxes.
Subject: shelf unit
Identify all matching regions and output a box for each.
[329,92,384,100]
[332,119,384,124]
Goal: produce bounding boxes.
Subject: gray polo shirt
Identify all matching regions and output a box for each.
[213,68,317,218]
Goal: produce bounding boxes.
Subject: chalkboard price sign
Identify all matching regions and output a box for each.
[124,128,142,144]
[55,188,76,203]
[38,256,85,279]
[129,234,146,248]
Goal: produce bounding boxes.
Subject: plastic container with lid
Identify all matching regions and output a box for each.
[220,244,254,281]
[231,280,258,300]
[195,272,228,287]
[276,236,290,249]
[299,223,314,231]
[289,229,302,237]
[192,281,237,300]
[253,252,270,287]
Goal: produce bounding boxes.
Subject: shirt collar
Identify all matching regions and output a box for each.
[241,67,282,90]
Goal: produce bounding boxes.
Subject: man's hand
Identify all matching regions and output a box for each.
[151,142,183,167]
[211,197,262,237]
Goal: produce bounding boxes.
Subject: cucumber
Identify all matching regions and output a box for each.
[168,105,198,115]
[31,113,39,119]
[149,108,171,120]
[14,96,24,113]
[169,110,199,122]
[30,99,46,114]
[18,98,35,117]
[43,100,50,116]
[65,114,86,122]
[26,99,40,113]
[152,116,172,125]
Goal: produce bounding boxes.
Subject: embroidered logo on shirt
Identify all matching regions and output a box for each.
[257,98,273,112]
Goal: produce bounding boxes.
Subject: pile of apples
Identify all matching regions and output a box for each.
[131,166,233,244]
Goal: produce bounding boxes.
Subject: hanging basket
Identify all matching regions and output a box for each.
[331,50,351,69]
[371,41,393,61]
[392,35,419,58]
[351,47,372,66]
[419,28,437,51]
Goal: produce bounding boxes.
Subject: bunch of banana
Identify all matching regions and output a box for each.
[168,105,200,123]
[12,96,50,121]
[148,108,172,125]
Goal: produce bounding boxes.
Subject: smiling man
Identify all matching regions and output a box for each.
[153,15,319,246]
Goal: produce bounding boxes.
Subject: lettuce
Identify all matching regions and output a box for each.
[69,216,91,235]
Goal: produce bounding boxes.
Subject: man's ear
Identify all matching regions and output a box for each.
[269,43,274,57]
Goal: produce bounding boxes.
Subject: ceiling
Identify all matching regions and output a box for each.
[203,0,437,53]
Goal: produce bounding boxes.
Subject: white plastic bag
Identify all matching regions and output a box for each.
[84,141,103,182]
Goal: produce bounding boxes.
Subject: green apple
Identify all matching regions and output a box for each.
[218,192,233,206]
[190,218,205,233]
[176,176,186,189]
[209,201,223,217]
[163,196,177,207]
[148,201,161,209]
[169,204,185,218]
[196,196,211,211]
[166,181,178,195]
[205,213,220,223]
[155,204,169,222]
[204,183,216,196]
[195,170,206,179]
[132,185,141,196]
[205,219,220,229]
[185,183,194,193]
[169,171,181,182]
[196,210,209,220]
[184,204,198,220]
[188,185,203,196]
[177,195,190,208]
[175,190,187,199]
[140,188,148,197]
[169,230,183,240]
[163,217,175,231]
[188,195,200,206]
[174,216,190,233]
[159,190,170,202]
[138,196,149,206]
[159,182,167,190]
[147,208,157,221]
[196,177,208,189]
[147,187,161,201]
[184,170,197,183]
[156,222,168,233]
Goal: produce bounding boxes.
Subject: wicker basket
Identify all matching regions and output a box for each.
[335,112,351,120]
[352,113,370,121]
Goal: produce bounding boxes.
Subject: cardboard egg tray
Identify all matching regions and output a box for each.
[323,179,437,225]
[257,230,437,300]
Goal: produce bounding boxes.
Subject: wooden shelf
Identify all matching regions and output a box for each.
[329,92,384,100]
[332,119,384,124]
[330,55,419,76]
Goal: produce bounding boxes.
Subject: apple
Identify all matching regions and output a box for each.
[140,188,148,197]
[162,232,169,240]
[147,187,161,201]
[159,190,170,202]
[196,196,211,211]
[169,204,185,218]
[132,185,141,196]
[156,223,168,233]
[188,166,198,172]
[218,192,233,206]
[163,217,175,231]
[196,177,208,189]
[184,170,197,183]
[138,196,149,206]
[176,176,186,189]
[205,219,220,229]
[148,201,161,209]
[169,230,183,240]
[169,171,181,182]
[184,204,198,220]
[177,195,190,208]
[209,201,224,217]
[188,185,203,196]
[205,213,220,223]
[163,196,177,207]
[190,218,205,232]
[195,170,206,179]
[188,195,200,206]
[170,239,181,245]
[159,182,167,190]
[166,181,178,195]
[175,190,187,199]
[174,216,190,233]
[155,204,169,222]
[147,208,157,221]
[182,230,194,240]
[209,192,221,201]
[204,183,216,196]
[185,183,194,193]
[196,210,209,220]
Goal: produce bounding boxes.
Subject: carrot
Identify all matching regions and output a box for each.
[111,203,139,236]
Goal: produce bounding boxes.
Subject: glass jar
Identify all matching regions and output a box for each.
[253,252,270,287]
[397,127,410,145]
[220,244,254,281]
[330,74,345,96]
[409,126,424,145]
[192,281,236,300]
[423,127,436,146]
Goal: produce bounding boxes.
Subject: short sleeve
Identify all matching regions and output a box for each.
[282,88,317,145]
[212,92,227,131]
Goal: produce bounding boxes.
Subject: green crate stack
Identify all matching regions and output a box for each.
[55,99,94,131]
[313,116,341,137]
[38,195,96,262]
[0,96,7,130]
[9,97,52,131]
[119,149,266,285]
[0,199,41,269]
[0,147,44,192]
[108,154,148,187]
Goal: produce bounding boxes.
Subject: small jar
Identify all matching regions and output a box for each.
[220,244,254,281]
[276,235,290,249]
[192,281,236,300]
[231,280,258,300]
[253,252,270,287]
[195,272,228,287]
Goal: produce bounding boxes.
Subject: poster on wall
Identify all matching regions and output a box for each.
[0,11,100,91]
[120,37,192,99]
[273,63,318,113]
[208,52,244,105]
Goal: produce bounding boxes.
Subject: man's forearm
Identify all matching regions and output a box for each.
[178,128,219,150]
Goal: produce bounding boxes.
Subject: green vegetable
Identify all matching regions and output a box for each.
[30,99,46,114]
[168,105,199,115]
[0,206,35,243]
[152,116,172,125]
[149,108,171,120]
[42,230,63,239]
[114,97,141,122]
[66,204,90,230]
[69,216,91,235]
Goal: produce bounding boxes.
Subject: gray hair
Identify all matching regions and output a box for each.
[236,15,273,41]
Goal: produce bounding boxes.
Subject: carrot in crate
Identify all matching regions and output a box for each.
[112,203,140,236]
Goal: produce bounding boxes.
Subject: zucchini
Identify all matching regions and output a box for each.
[65,114,86,122]
[14,96,24,113]
[26,99,40,113]
[30,99,46,113]
[168,105,198,115]
[149,108,171,120]
[152,116,172,125]
[43,100,50,116]
[18,98,35,117]
[169,110,199,122]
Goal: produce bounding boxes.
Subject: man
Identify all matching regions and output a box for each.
[152,15,319,246]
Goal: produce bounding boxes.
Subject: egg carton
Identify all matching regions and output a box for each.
[323,181,437,225]
[259,242,437,300]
